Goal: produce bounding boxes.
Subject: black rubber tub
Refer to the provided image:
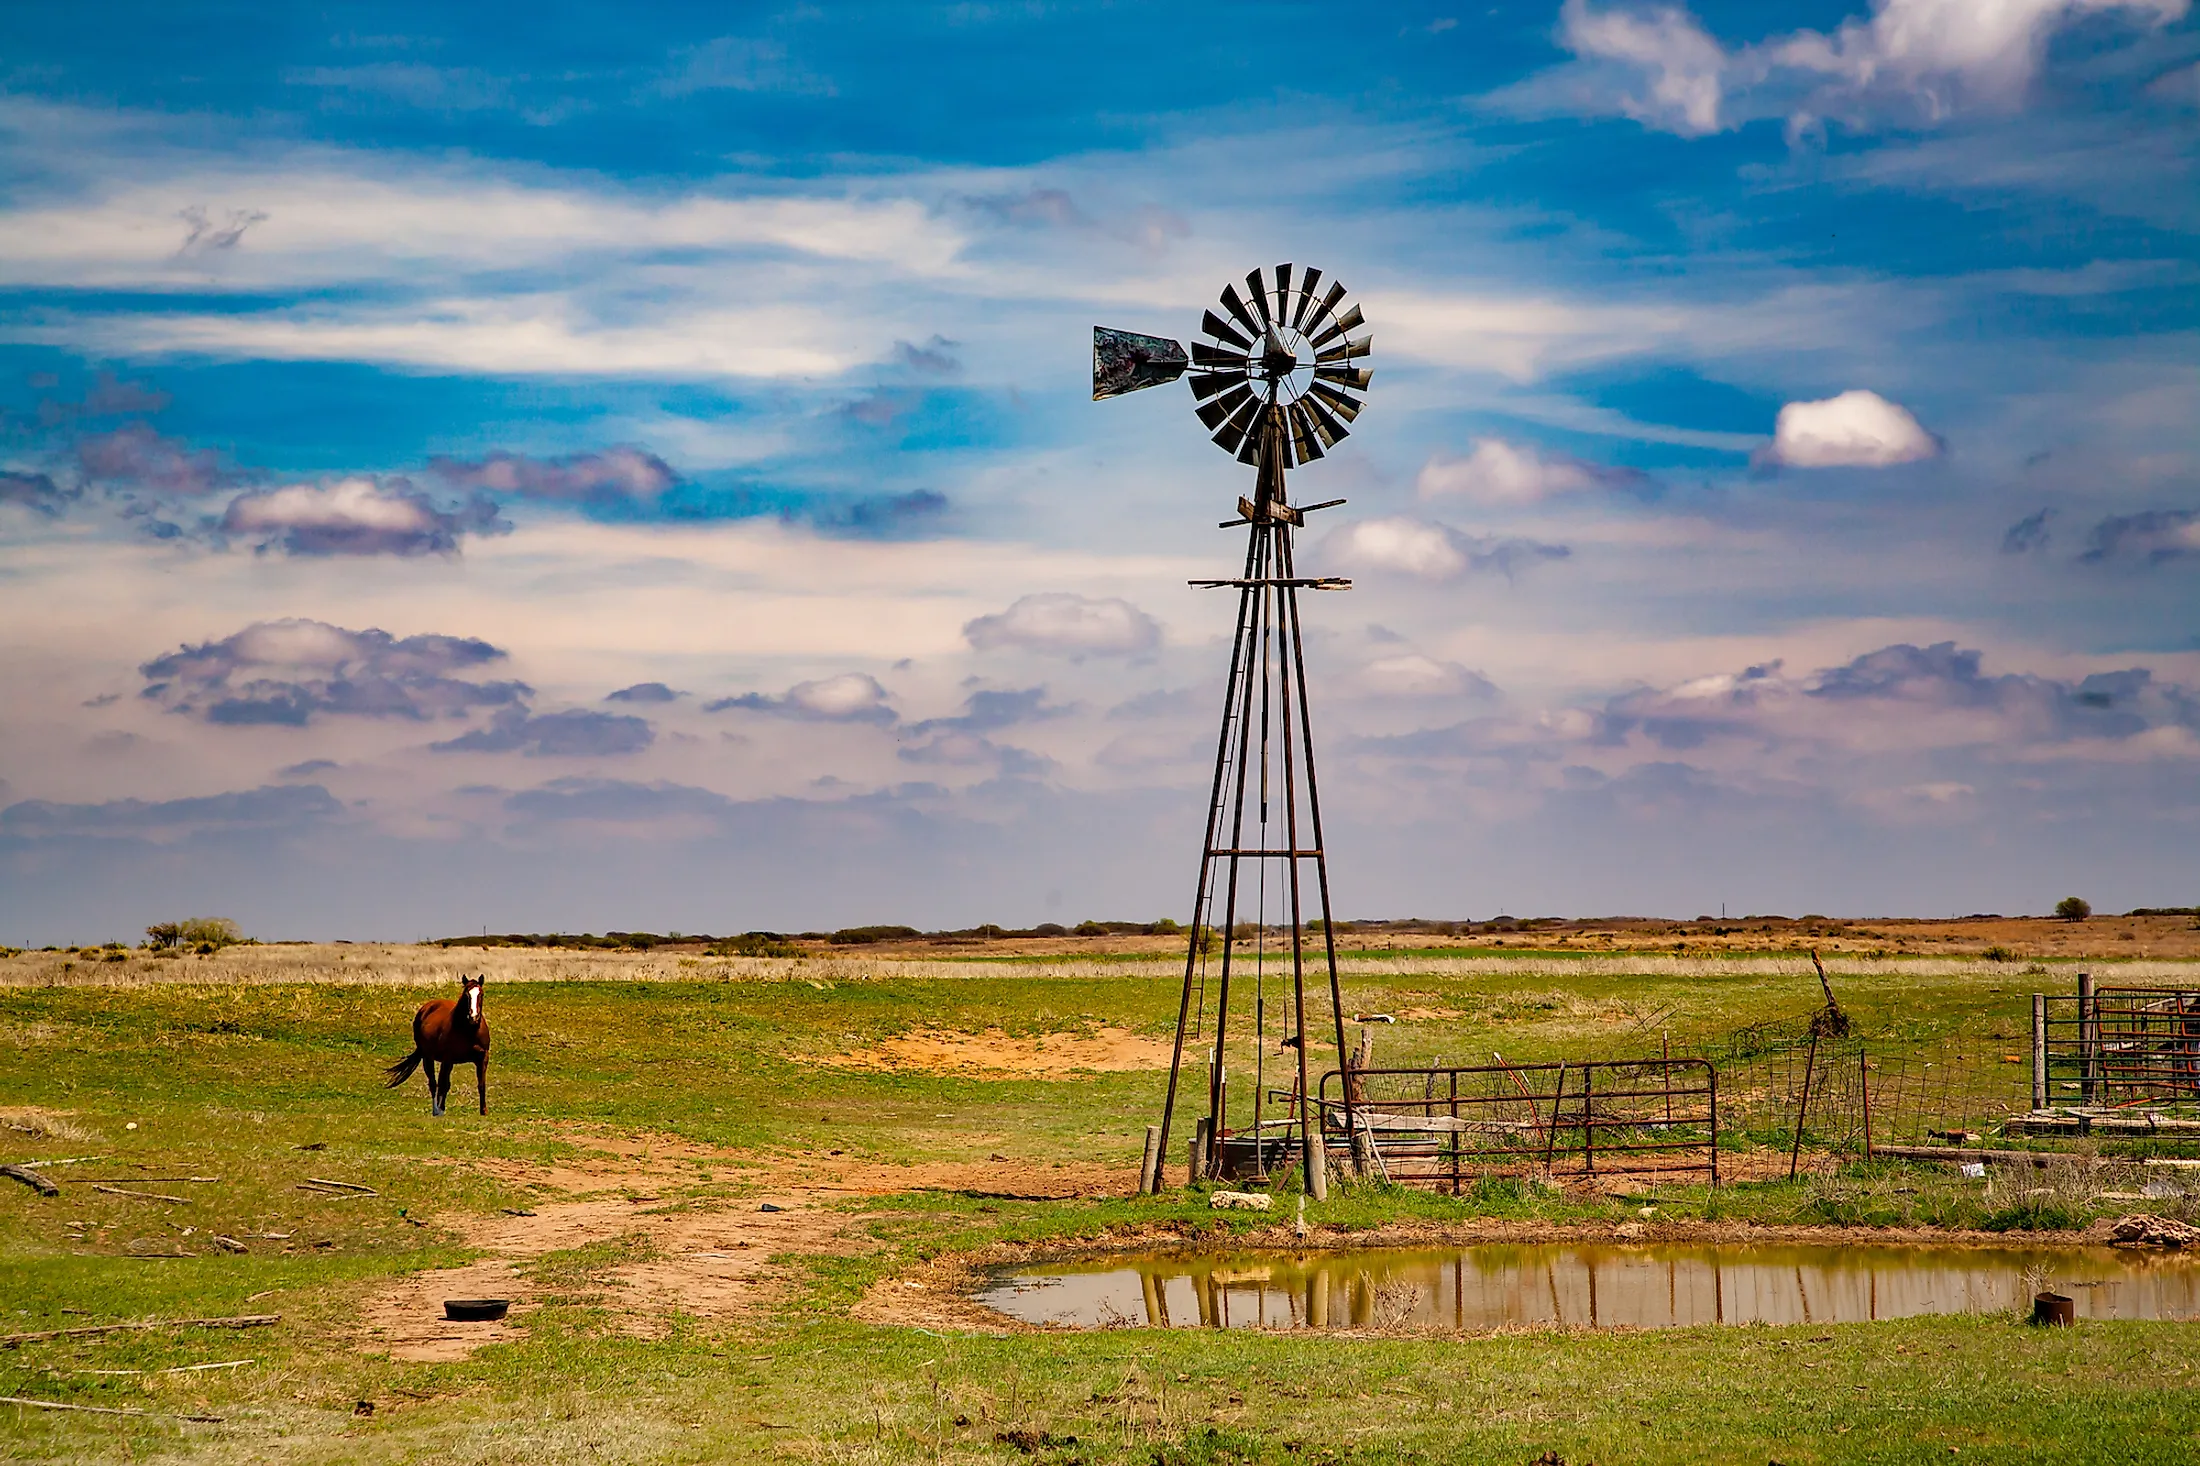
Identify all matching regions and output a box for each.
[442,1298,510,1322]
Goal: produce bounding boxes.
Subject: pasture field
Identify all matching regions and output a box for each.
[4,943,2200,1464]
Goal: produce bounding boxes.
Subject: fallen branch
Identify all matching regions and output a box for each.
[0,1396,223,1423]
[1,1314,279,1348]
[13,1156,104,1170]
[0,1165,59,1197]
[92,1185,190,1204]
[68,1360,255,1376]
[77,1177,219,1185]
[299,1178,377,1196]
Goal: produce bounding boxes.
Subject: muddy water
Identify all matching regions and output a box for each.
[977,1242,2200,1331]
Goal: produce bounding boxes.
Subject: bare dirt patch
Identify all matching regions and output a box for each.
[815,1026,1174,1076]
[355,1128,1137,1359]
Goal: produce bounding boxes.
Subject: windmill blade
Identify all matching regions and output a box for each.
[1245,268,1272,327]
[1287,401,1325,463]
[1188,369,1247,401]
[1289,266,1323,330]
[1315,335,1373,363]
[1092,327,1189,399]
[1190,342,1249,369]
[1309,302,1366,348]
[1309,381,1365,420]
[1273,263,1294,322]
[1213,398,1261,456]
[1314,365,1373,392]
[1306,281,1347,332]
[1218,283,1260,337]
[1302,394,1349,447]
[1195,384,1255,429]
[1201,310,1253,352]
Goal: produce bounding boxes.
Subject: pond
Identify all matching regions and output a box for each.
[977,1242,2200,1331]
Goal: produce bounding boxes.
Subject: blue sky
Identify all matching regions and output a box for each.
[1,0,2196,942]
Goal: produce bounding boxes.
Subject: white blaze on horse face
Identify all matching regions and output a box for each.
[466,982,482,1023]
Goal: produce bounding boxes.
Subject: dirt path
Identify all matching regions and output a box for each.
[357,1131,1135,1360]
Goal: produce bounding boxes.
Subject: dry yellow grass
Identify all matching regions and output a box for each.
[6,941,2197,991]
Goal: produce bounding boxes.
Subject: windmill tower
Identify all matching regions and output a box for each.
[1094,265,1373,1198]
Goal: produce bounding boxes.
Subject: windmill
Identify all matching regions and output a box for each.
[1094,264,1372,1199]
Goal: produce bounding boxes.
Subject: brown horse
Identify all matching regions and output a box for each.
[382,974,491,1115]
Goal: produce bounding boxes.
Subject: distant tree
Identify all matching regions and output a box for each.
[143,922,182,949]
[2054,896,2092,922]
[176,917,243,950]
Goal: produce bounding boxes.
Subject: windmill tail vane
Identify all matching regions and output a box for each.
[1091,264,1375,1201]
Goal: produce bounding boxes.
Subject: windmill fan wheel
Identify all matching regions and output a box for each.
[1186,264,1372,467]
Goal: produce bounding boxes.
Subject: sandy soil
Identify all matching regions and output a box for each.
[814,1026,1175,1076]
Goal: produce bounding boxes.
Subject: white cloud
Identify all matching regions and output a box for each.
[1533,0,2190,137]
[1558,0,1728,135]
[786,673,893,720]
[1356,653,1499,700]
[1765,389,1940,468]
[707,672,898,723]
[220,477,499,555]
[1326,518,1573,582]
[963,592,1161,657]
[1767,0,2188,118]
[1417,437,1645,503]
[1330,518,1472,580]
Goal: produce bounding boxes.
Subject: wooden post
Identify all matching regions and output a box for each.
[1189,1117,1211,1185]
[1139,1124,1162,1195]
[1307,1121,1328,1200]
[1348,1028,1375,1176]
[2078,972,2097,1105]
[2031,993,2048,1111]
[1789,1028,1821,1181]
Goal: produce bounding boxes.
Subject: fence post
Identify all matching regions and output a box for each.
[1139,1124,1162,1195]
[1448,1071,1461,1196]
[2078,972,2097,1105]
[2031,993,2048,1111]
[1708,1066,1719,1188]
[1583,1065,1596,1177]
[1790,1028,1821,1181]
[1859,1049,1872,1160]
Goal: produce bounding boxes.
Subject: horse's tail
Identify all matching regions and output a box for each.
[383,1049,424,1088]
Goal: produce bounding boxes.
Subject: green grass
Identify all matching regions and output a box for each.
[3,954,2199,1462]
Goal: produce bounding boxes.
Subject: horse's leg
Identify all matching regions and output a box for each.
[476,1058,488,1116]
[423,1057,439,1113]
[432,1060,448,1117]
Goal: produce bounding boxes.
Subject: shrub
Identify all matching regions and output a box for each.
[164,916,243,950]
[708,932,805,959]
[2054,896,2092,922]
[827,925,920,945]
[1983,945,2015,962]
[1073,920,1109,937]
[1147,917,1182,934]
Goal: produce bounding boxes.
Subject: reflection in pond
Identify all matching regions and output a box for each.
[978,1243,2200,1331]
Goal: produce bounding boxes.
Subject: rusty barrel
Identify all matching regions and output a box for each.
[2031,1292,2075,1327]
